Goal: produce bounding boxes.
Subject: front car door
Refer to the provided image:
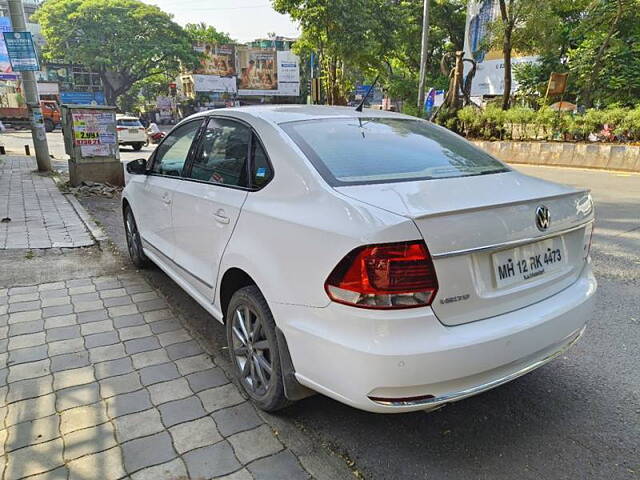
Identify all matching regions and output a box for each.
[171,117,256,298]
[132,119,203,260]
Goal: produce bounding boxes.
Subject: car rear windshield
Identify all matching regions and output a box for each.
[281,117,508,186]
[117,119,142,127]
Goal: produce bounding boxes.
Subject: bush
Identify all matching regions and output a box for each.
[454,104,640,143]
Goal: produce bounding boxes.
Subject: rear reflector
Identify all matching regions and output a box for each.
[325,241,438,309]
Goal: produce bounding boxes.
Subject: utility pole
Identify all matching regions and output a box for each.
[416,0,431,116]
[7,0,51,172]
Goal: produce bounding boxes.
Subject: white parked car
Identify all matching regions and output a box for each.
[116,115,147,151]
[122,106,596,413]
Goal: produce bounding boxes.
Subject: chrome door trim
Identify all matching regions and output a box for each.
[431,220,593,259]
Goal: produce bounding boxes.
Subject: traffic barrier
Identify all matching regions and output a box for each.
[472,140,640,172]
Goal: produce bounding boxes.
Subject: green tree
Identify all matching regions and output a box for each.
[568,0,640,107]
[273,0,393,104]
[184,23,234,45]
[34,0,199,105]
[273,0,465,108]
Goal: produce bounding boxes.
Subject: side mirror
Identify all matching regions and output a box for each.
[126,158,147,175]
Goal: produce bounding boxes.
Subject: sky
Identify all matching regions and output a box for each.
[142,0,300,43]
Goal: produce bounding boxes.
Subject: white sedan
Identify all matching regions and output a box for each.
[116,115,147,151]
[122,106,596,413]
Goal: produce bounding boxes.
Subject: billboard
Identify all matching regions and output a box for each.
[463,0,537,96]
[275,50,300,96]
[192,74,237,94]
[0,17,18,80]
[237,47,278,94]
[194,44,236,76]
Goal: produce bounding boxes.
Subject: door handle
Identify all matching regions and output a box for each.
[161,193,171,205]
[212,209,230,224]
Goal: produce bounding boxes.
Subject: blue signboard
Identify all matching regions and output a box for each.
[61,91,106,105]
[356,84,374,97]
[3,31,39,71]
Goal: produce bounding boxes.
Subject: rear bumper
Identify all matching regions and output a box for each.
[273,264,596,413]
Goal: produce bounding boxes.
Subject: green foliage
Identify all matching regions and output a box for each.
[34,0,198,105]
[185,23,234,45]
[456,105,640,143]
[272,0,465,106]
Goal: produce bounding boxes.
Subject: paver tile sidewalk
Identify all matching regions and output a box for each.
[0,156,93,249]
[0,273,311,479]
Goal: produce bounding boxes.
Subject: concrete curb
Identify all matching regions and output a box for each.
[472,140,640,172]
[64,193,109,245]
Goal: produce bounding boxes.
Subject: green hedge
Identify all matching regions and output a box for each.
[455,105,640,143]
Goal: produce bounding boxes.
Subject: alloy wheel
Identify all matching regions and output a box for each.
[125,212,140,262]
[231,303,273,397]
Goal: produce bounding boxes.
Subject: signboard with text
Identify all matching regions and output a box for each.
[3,31,39,71]
[71,110,116,156]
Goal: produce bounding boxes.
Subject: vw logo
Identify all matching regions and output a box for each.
[536,205,551,231]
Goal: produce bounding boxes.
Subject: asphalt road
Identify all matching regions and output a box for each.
[0,128,168,170]
[78,165,640,480]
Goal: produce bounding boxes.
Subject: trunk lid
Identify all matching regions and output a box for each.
[336,171,594,325]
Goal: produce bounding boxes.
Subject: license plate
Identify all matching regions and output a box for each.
[129,128,138,133]
[492,237,567,288]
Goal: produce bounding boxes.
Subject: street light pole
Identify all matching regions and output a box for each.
[416,0,431,116]
[7,0,51,172]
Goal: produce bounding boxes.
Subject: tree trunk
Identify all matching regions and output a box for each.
[502,32,512,110]
[498,0,512,110]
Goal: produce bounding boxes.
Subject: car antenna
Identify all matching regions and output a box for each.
[355,74,380,112]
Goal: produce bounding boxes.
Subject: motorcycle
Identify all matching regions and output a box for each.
[146,129,166,145]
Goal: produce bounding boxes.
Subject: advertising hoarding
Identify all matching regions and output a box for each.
[276,50,299,96]
[0,17,18,80]
[3,31,40,71]
[463,0,537,96]
[194,44,236,76]
[237,47,278,94]
[192,74,237,94]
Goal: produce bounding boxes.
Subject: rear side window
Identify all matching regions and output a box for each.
[187,118,251,187]
[281,118,508,186]
[251,135,273,188]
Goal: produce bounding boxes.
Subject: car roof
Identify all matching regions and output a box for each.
[116,115,140,120]
[187,105,416,125]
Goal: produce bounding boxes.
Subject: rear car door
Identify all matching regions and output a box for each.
[171,117,266,298]
[133,119,203,260]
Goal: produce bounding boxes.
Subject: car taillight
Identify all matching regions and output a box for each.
[116,127,125,131]
[325,241,438,309]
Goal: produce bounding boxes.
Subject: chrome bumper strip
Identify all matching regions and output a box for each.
[369,326,586,408]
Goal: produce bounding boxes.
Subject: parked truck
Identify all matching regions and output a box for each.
[0,100,61,132]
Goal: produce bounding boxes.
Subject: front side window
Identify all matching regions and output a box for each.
[187,118,250,187]
[152,120,202,177]
[281,117,508,186]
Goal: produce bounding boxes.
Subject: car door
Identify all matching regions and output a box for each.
[171,117,256,298]
[133,119,203,261]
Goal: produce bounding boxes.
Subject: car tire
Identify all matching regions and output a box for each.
[132,143,144,151]
[226,285,290,412]
[124,206,149,268]
[44,118,54,132]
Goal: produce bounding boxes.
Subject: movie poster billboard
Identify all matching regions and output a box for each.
[237,47,278,95]
[463,0,537,96]
[194,44,236,77]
